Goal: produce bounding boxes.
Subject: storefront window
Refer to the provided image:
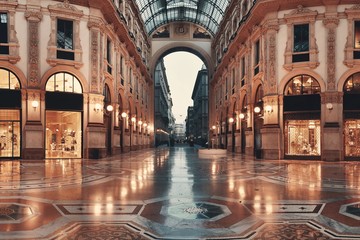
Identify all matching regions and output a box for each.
[45,72,82,93]
[0,110,20,158]
[286,120,320,156]
[344,120,360,157]
[285,75,320,95]
[0,68,20,89]
[45,111,82,158]
[344,72,360,93]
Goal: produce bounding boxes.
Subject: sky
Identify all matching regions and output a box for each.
[163,52,204,124]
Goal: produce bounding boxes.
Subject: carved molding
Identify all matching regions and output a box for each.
[284,5,319,71]
[344,5,360,68]
[0,6,20,64]
[47,1,83,69]
[90,29,100,93]
[321,92,343,104]
[323,18,339,91]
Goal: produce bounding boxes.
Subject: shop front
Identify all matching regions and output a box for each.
[45,72,83,159]
[0,68,21,158]
[343,72,360,160]
[283,75,321,159]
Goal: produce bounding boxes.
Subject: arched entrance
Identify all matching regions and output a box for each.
[283,74,321,159]
[45,72,83,159]
[0,68,21,158]
[103,84,112,156]
[343,72,360,159]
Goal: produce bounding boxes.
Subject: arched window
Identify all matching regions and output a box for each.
[0,68,20,90]
[46,72,82,93]
[284,75,320,95]
[344,72,360,93]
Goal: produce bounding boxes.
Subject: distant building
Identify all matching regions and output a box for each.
[174,123,186,143]
[154,59,174,146]
[191,65,209,146]
[185,106,194,141]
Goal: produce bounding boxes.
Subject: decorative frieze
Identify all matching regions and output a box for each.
[90,29,100,93]
[321,92,343,104]
[323,17,339,91]
[25,10,43,88]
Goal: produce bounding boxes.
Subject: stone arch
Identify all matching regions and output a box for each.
[337,68,360,92]
[0,62,27,89]
[103,77,115,103]
[40,66,88,93]
[150,42,213,77]
[118,88,126,111]
[240,89,247,107]
[251,78,263,103]
[278,69,325,95]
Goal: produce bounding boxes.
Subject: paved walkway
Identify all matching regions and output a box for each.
[0,145,360,239]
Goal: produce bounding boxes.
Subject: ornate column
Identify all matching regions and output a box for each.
[261,20,281,159]
[22,10,44,159]
[25,10,42,88]
[321,11,342,161]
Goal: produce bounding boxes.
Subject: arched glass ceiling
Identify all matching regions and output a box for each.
[135,0,231,36]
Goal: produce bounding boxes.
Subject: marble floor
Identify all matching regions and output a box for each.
[1,145,360,240]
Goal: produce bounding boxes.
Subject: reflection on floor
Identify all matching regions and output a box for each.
[1,145,360,239]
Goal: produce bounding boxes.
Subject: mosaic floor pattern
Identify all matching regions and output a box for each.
[0,145,360,239]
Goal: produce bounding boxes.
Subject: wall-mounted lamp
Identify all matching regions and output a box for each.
[106,105,114,112]
[94,103,102,112]
[228,117,234,123]
[264,105,273,114]
[212,125,216,130]
[239,113,245,119]
[254,106,261,113]
[138,120,143,126]
[131,117,136,123]
[121,112,128,118]
[326,103,333,110]
[31,100,39,110]
[143,122,148,127]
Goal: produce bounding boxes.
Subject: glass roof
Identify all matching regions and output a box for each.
[135,0,231,36]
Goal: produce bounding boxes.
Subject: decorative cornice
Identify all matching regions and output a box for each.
[48,0,83,19]
[24,10,43,22]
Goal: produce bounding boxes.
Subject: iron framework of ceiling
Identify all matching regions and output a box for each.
[135,0,231,36]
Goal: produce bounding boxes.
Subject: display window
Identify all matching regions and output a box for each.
[285,120,321,156]
[344,120,360,157]
[45,111,82,158]
[0,110,20,158]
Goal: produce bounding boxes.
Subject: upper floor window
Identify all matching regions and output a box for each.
[57,19,74,60]
[241,57,246,87]
[120,56,124,85]
[106,38,112,74]
[232,69,235,94]
[254,40,260,75]
[46,72,82,93]
[354,21,360,59]
[0,13,9,55]
[344,72,360,93]
[293,24,309,62]
[0,68,20,89]
[129,67,133,93]
[285,75,320,95]
[284,6,318,70]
